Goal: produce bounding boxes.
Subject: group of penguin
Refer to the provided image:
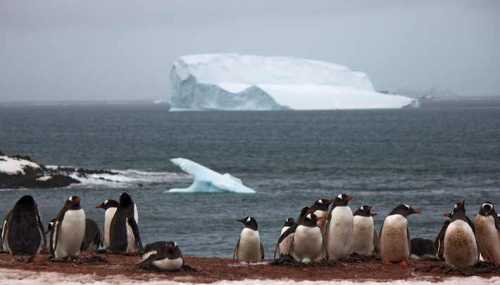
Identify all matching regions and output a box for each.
[0,193,185,271]
[234,193,500,269]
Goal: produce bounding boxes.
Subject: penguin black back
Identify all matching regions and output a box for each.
[389,204,421,217]
[109,192,142,253]
[6,195,45,256]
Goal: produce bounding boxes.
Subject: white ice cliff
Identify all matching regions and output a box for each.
[169,53,414,110]
[168,158,255,194]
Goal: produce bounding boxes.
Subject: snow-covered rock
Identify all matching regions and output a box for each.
[170,54,414,110]
[168,158,255,194]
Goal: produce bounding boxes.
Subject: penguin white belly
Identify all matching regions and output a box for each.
[55,209,86,259]
[352,216,375,256]
[293,225,323,262]
[152,257,183,271]
[278,226,293,256]
[474,216,500,265]
[134,204,139,224]
[327,206,353,260]
[126,218,138,253]
[444,220,478,268]
[237,228,261,262]
[103,207,117,248]
[380,214,409,263]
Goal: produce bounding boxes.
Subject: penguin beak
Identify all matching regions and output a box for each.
[412,208,422,214]
[96,203,104,209]
[236,219,245,224]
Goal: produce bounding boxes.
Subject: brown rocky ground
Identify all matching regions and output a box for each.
[0,252,499,283]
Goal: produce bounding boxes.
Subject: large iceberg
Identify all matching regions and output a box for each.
[169,53,414,110]
[168,158,255,194]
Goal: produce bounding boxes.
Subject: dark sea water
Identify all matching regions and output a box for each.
[1,105,500,257]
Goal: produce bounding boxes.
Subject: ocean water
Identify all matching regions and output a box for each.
[0,105,499,257]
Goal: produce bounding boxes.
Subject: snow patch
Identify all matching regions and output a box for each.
[168,158,255,194]
[0,156,40,175]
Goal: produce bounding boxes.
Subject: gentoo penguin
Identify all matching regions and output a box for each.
[325,193,353,261]
[96,199,119,248]
[352,205,378,256]
[81,218,102,252]
[379,204,420,264]
[0,195,45,260]
[108,192,142,254]
[233,216,264,262]
[474,201,500,265]
[138,241,184,271]
[274,217,295,259]
[443,200,478,268]
[291,213,324,263]
[310,199,332,230]
[51,196,86,260]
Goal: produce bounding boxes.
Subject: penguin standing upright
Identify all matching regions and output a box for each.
[325,193,353,261]
[51,196,86,260]
[81,218,102,252]
[379,204,420,264]
[139,241,184,271]
[108,192,142,254]
[310,199,332,231]
[274,218,295,258]
[474,201,500,265]
[0,195,45,260]
[352,205,378,256]
[291,213,324,263]
[233,216,264,262]
[443,200,478,268]
[96,199,119,248]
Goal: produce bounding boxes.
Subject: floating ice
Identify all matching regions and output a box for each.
[170,53,415,110]
[168,158,255,194]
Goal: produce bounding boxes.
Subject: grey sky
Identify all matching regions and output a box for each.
[0,0,499,101]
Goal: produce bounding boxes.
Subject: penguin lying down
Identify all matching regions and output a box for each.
[138,241,195,272]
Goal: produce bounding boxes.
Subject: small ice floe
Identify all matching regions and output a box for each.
[168,158,256,194]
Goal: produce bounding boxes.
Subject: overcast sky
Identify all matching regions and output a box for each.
[0,0,499,102]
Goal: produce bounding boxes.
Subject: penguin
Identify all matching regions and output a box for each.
[443,200,478,268]
[325,193,353,261]
[96,199,119,248]
[274,217,295,259]
[352,205,378,256]
[474,201,500,265]
[51,196,86,260]
[138,241,184,271]
[410,238,436,260]
[379,204,420,264]
[310,199,332,230]
[81,218,102,252]
[233,216,264,262]
[108,192,142,254]
[0,195,45,260]
[434,212,451,260]
[291,212,324,263]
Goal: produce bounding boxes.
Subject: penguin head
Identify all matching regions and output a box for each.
[332,193,352,207]
[390,204,421,217]
[479,201,496,217]
[164,241,182,259]
[282,217,295,227]
[119,192,134,207]
[311,199,332,211]
[14,195,37,212]
[96,199,119,210]
[66,195,81,209]
[237,216,258,230]
[46,219,57,234]
[302,213,318,227]
[354,205,377,217]
[449,200,469,220]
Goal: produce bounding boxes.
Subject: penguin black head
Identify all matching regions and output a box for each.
[14,195,37,212]
[282,217,295,227]
[449,200,469,221]
[96,199,120,210]
[479,201,496,217]
[46,218,57,234]
[390,204,421,217]
[311,199,332,211]
[332,193,352,207]
[119,192,134,207]
[354,205,377,217]
[301,213,318,227]
[65,195,81,210]
[237,216,258,231]
[164,241,182,259]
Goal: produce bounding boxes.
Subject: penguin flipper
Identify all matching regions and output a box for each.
[138,252,159,269]
[36,208,46,250]
[407,227,411,256]
[0,211,11,251]
[373,228,379,255]
[260,241,265,260]
[466,216,475,234]
[434,220,449,260]
[233,238,240,261]
[277,224,297,244]
[495,213,500,231]
[127,217,143,252]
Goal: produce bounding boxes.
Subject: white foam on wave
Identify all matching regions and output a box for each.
[67,169,188,188]
[0,268,498,285]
